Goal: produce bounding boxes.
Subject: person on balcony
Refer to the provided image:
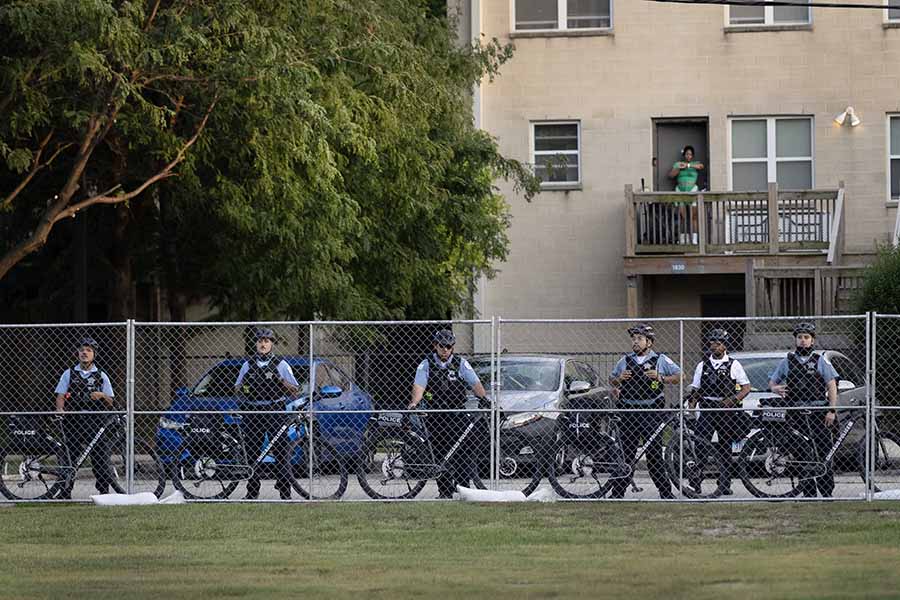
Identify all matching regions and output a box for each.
[668,145,704,244]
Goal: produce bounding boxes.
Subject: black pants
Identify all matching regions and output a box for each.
[609,409,674,498]
[788,410,835,498]
[427,411,475,498]
[240,409,293,497]
[63,409,113,493]
[694,406,747,490]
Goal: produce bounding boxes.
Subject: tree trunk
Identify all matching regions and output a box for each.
[108,204,132,321]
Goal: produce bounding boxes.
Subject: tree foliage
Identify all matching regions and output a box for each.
[0,0,537,320]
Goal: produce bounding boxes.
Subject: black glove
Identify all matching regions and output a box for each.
[476,396,491,410]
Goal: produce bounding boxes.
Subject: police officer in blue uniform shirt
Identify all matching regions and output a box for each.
[687,328,751,496]
[768,322,839,498]
[409,329,489,499]
[54,337,115,495]
[608,324,681,499]
[234,328,300,500]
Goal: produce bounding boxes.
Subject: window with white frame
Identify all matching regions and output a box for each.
[514,0,612,32]
[889,0,900,22]
[730,117,813,190]
[532,122,581,187]
[728,0,810,25]
[890,116,900,201]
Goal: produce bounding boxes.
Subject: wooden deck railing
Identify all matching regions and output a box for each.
[625,183,845,259]
[748,265,866,317]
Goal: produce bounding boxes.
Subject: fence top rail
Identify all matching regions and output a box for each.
[499,314,866,324]
[0,322,128,329]
[875,313,900,318]
[133,319,491,327]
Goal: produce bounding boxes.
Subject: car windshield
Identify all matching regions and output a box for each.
[193,364,310,397]
[738,357,782,392]
[471,358,561,392]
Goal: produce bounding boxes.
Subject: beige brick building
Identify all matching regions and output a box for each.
[453,0,900,321]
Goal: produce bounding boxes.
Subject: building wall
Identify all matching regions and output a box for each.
[474,0,900,319]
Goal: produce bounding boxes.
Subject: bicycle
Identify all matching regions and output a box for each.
[737,401,900,498]
[546,405,725,499]
[356,405,490,500]
[0,412,166,500]
[169,399,347,500]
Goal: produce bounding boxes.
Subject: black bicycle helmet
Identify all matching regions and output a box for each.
[432,329,456,346]
[255,328,275,341]
[627,324,655,341]
[792,322,816,337]
[78,337,98,358]
[704,328,729,344]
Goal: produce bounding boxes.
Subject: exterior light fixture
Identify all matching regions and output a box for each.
[834,106,860,127]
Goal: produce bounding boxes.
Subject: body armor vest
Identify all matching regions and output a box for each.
[698,356,738,401]
[242,355,284,403]
[425,355,469,409]
[786,352,827,406]
[619,354,664,406]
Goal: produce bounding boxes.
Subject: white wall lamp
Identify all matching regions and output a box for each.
[834,106,861,127]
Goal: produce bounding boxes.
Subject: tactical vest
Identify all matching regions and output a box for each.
[619,354,664,407]
[424,355,469,409]
[242,355,284,403]
[66,366,108,408]
[786,352,828,406]
[698,356,738,400]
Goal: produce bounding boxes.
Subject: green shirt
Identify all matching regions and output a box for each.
[674,162,699,192]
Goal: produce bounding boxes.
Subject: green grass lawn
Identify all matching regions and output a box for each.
[1,501,900,599]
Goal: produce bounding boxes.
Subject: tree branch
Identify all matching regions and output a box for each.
[144,0,162,31]
[1,130,54,209]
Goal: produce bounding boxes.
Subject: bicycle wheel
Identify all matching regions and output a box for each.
[171,451,242,500]
[665,430,727,499]
[738,431,803,498]
[0,449,68,500]
[547,436,618,499]
[108,440,167,498]
[861,431,900,492]
[357,426,428,500]
[498,455,543,496]
[290,435,348,500]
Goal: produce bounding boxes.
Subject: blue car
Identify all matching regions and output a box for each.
[156,357,373,472]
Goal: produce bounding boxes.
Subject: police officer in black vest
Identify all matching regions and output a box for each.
[234,328,300,500]
[608,324,681,499]
[409,329,489,499]
[768,322,839,498]
[54,337,116,495]
[687,328,750,496]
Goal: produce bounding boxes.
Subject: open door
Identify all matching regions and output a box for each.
[653,119,709,191]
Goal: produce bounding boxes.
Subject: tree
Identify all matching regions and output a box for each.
[1,0,537,322]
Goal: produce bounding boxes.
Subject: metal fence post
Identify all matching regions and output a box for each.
[678,319,684,499]
[308,322,316,500]
[490,316,497,490]
[867,312,876,501]
[126,319,136,495]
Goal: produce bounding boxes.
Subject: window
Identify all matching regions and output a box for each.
[728,0,810,25]
[891,116,900,201]
[730,117,813,191]
[514,0,611,32]
[193,365,241,397]
[532,122,581,187]
[889,0,900,21]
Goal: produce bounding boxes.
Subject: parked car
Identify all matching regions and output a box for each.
[468,355,611,476]
[155,357,373,471]
[727,350,866,467]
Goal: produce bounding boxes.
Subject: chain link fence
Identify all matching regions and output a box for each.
[2,315,898,502]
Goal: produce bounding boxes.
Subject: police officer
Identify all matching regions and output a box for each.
[409,329,489,499]
[608,324,681,499]
[54,337,116,495]
[234,328,300,500]
[768,322,839,498]
[686,328,750,496]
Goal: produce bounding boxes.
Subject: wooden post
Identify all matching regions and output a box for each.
[625,184,636,257]
[626,275,639,318]
[697,193,707,255]
[814,267,823,316]
[768,182,779,255]
[744,259,756,318]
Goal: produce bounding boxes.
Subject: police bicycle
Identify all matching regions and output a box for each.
[169,397,348,500]
[546,404,726,499]
[737,400,900,498]
[356,401,495,500]
[0,410,166,500]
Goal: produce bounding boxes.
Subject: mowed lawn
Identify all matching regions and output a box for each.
[1,501,900,599]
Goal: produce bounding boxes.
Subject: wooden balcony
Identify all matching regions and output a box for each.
[624,182,845,263]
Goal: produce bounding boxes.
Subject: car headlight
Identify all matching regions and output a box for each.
[158,416,184,430]
[502,412,544,430]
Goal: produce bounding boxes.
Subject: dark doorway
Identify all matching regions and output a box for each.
[701,292,746,351]
[653,119,710,191]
